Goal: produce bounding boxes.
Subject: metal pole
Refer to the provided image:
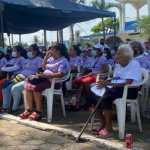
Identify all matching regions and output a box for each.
[44,30,46,47]
[0,3,4,47]
[114,16,116,46]
[102,17,106,41]
[7,33,11,47]
[19,34,21,43]
[60,29,63,44]
[11,34,13,46]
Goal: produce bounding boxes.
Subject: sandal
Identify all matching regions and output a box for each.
[97,129,114,139]
[19,109,33,119]
[28,110,42,121]
[0,108,9,114]
[92,126,104,135]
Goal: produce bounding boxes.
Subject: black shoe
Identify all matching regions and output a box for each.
[8,108,19,114]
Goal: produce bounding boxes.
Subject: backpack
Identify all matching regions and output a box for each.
[64,89,82,111]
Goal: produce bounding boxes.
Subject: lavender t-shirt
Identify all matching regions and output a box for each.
[70,56,83,67]
[84,56,108,72]
[146,54,150,62]
[135,54,150,71]
[108,59,114,68]
[0,57,7,67]
[7,56,25,75]
[21,57,43,77]
[44,56,70,75]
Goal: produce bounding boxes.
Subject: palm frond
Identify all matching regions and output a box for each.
[104,2,122,11]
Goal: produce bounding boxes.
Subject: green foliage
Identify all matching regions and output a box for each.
[91,0,121,11]
[91,18,119,34]
[13,42,29,47]
[135,16,150,38]
[31,35,42,45]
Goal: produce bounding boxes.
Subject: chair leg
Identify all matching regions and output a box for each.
[131,103,136,122]
[140,95,145,117]
[145,87,149,112]
[60,94,66,117]
[116,102,126,139]
[135,103,142,132]
[46,90,53,123]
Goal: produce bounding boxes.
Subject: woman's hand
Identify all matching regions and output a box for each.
[97,79,110,89]
[88,72,96,77]
[37,72,48,78]
[44,51,51,59]
[79,73,84,76]
[24,78,28,81]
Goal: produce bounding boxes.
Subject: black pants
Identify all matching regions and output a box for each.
[88,88,138,110]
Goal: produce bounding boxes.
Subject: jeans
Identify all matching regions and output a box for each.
[2,81,25,111]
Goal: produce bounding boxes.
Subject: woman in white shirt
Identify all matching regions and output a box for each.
[89,44,142,138]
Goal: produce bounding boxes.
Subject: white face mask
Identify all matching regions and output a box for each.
[39,49,42,52]
[12,51,17,57]
[103,53,107,57]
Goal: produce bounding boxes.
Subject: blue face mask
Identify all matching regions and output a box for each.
[27,52,33,58]
[111,50,115,55]
[148,50,150,54]
[8,48,11,50]
[91,50,97,56]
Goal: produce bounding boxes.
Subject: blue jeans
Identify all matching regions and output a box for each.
[2,81,25,111]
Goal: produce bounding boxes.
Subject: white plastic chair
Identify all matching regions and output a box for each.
[91,68,149,139]
[90,64,112,87]
[22,70,71,122]
[66,65,80,90]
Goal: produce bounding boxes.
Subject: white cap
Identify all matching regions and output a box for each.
[93,44,103,50]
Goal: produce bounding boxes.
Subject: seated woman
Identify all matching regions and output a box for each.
[146,44,150,62]
[0,44,43,113]
[0,47,8,68]
[129,40,150,70]
[110,46,118,62]
[102,48,114,68]
[73,44,108,95]
[0,46,26,103]
[19,44,70,121]
[89,44,142,138]
[69,45,83,73]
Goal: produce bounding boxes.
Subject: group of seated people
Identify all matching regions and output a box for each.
[0,39,149,138]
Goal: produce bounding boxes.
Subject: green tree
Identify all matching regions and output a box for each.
[75,30,81,43]
[135,16,150,38]
[91,0,121,39]
[31,35,42,45]
[67,0,86,45]
[91,17,119,34]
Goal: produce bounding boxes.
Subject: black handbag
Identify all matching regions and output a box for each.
[28,75,47,85]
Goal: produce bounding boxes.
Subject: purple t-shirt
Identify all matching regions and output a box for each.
[0,57,7,67]
[108,59,114,68]
[70,56,83,67]
[44,56,70,75]
[7,56,25,75]
[83,56,88,66]
[146,54,150,62]
[135,54,150,71]
[21,57,43,77]
[84,56,108,72]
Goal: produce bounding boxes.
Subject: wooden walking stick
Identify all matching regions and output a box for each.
[75,86,112,143]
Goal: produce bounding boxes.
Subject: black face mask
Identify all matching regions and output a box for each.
[133,49,137,56]
[100,42,104,45]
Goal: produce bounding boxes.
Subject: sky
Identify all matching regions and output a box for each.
[4,0,148,46]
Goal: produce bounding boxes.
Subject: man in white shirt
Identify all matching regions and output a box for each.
[100,39,109,51]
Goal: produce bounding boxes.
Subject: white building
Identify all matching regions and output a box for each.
[115,0,150,32]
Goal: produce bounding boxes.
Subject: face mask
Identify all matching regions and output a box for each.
[12,51,17,57]
[111,50,115,55]
[8,48,11,50]
[27,52,33,58]
[133,49,137,56]
[120,43,123,45]
[91,50,97,56]
[100,42,104,45]
[148,50,150,54]
[103,53,107,57]
[39,49,42,52]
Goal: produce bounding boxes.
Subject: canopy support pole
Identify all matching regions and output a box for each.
[60,29,63,44]
[7,33,11,47]
[102,17,106,41]
[44,30,46,47]
[114,15,116,46]
[19,34,21,43]
[11,34,13,46]
[0,3,4,47]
